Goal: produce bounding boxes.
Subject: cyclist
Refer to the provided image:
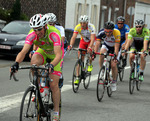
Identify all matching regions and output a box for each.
[115,16,130,67]
[68,15,96,84]
[95,21,121,91]
[124,19,149,82]
[10,13,63,121]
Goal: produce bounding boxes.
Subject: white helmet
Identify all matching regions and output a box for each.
[79,15,89,22]
[46,13,57,23]
[29,13,47,28]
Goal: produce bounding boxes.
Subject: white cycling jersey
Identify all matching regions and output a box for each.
[55,25,65,37]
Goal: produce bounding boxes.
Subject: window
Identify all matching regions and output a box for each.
[75,3,82,26]
[91,5,98,30]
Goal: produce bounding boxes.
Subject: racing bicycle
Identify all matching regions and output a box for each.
[95,52,115,102]
[10,63,61,121]
[71,48,92,93]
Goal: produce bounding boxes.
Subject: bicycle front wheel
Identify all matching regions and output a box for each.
[96,66,105,102]
[129,62,135,94]
[83,59,91,89]
[118,56,125,81]
[20,86,38,121]
[72,60,82,93]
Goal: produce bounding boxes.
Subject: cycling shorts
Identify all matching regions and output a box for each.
[79,38,90,49]
[34,48,63,76]
[101,43,114,53]
[130,40,143,52]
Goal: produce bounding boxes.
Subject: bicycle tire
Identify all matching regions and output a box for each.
[118,56,125,81]
[72,60,82,93]
[129,62,135,94]
[96,66,105,102]
[83,59,91,89]
[20,86,39,121]
[107,71,112,97]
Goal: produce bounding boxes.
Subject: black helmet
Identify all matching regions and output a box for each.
[104,21,115,30]
[135,19,144,26]
[117,16,125,22]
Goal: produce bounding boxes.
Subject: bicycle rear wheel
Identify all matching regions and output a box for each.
[118,56,125,81]
[129,62,135,94]
[96,66,105,102]
[20,86,38,121]
[83,59,91,89]
[72,60,82,93]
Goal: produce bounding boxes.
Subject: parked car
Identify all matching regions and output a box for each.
[0,20,31,57]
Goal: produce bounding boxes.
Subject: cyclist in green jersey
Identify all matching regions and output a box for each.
[10,14,63,121]
[124,19,149,81]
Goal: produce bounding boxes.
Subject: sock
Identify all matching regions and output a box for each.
[54,112,59,115]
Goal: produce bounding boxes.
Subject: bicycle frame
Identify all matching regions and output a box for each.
[10,65,52,118]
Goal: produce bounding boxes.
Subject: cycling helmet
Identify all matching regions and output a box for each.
[46,13,57,23]
[29,14,47,28]
[104,21,115,30]
[135,19,144,26]
[79,15,89,22]
[117,16,125,22]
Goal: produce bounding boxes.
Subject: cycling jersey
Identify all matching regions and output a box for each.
[128,27,149,51]
[74,23,96,43]
[115,24,130,44]
[96,29,121,47]
[55,25,65,37]
[25,25,63,76]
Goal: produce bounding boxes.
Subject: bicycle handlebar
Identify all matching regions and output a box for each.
[10,64,49,82]
[94,52,114,56]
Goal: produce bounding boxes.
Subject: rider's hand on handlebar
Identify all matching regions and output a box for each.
[45,63,54,74]
[113,53,118,63]
[67,45,72,51]
[10,62,19,73]
[87,47,92,55]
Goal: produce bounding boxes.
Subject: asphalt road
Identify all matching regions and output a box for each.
[0,53,150,121]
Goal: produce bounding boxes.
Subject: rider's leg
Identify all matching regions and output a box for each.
[111,60,118,81]
[99,45,107,68]
[50,74,60,120]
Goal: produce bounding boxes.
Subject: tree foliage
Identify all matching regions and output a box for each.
[10,0,21,20]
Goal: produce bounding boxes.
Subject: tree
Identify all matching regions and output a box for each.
[10,0,21,20]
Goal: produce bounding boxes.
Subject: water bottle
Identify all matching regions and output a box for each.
[40,86,49,102]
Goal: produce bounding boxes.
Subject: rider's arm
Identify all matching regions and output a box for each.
[88,34,95,49]
[51,45,62,66]
[69,32,78,47]
[16,44,32,63]
[124,33,128,46]
[124,29,134,50]
[114,42,120,56]
[143,40,148,51]
[94,39,101,52]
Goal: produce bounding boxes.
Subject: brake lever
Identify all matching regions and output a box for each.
[10,71,19,81]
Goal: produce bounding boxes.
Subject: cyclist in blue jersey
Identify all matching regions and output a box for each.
[115,16,130,67]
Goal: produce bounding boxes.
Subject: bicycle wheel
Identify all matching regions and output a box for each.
[72,60,82,93]
[107,71,112,97]
[118,56,125,81]
[129,62,135,94]
[20,86,38,121]
[96,66,105,102]
[83,59,91,89]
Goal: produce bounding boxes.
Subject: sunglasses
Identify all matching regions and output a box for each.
[136,26,142,28]
[104,30,113,34]
[33,27,43,32]
[118,23,124,25]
